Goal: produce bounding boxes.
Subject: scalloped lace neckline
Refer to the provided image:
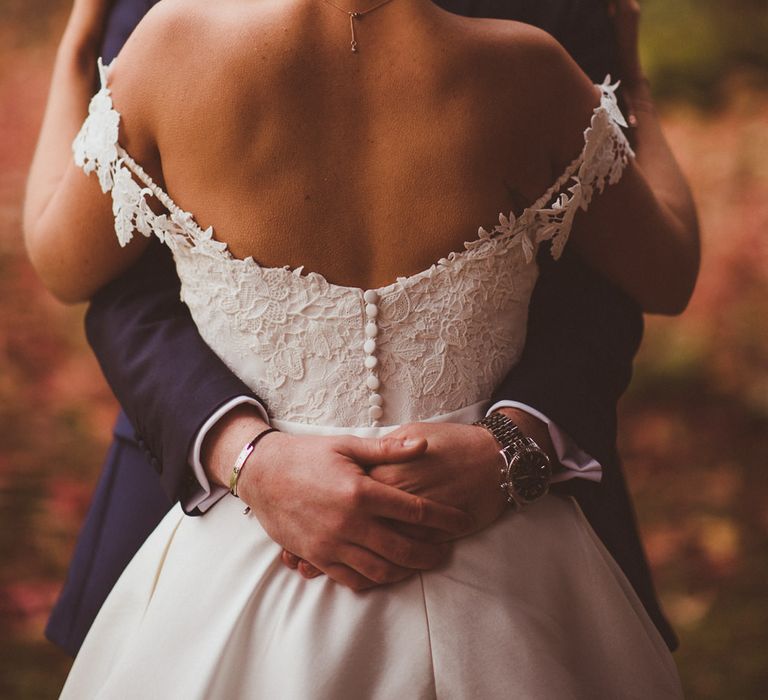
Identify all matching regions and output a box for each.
[195,212,536,297]
[118,143,568,297]
[81,57,630,296]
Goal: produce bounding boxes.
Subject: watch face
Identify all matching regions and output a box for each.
[511,450,551,503]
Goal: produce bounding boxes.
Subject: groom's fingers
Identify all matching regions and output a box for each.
[281,549,300,569]
[337,544,417,585]
[297,560,323,579]
[321,563,379,592]
[356,522,449,570]
[282,551,324,579]
[361,480,472,535]
[390,521,456,543]
[339,434,428,467]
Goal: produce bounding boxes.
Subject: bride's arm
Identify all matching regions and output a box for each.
[543,28,699,315]
[24,1,109,235]
[23,1,154,303]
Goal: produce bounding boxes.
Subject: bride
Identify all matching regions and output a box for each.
[25,0,698,697]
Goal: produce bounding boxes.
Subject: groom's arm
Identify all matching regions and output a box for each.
[82,0,270,512]
[491,248,643,470]
[85,239,267,510]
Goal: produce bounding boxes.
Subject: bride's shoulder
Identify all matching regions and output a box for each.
[111,1,215,60]
[440,14,594,121]
[438,14,582,95]
[133,0,298,79]
[105,0,266,112]
[437,12,606,174]
[439,13,562,59]
[105,1,201,88]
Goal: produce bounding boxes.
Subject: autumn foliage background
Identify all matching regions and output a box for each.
[1,1,767,697]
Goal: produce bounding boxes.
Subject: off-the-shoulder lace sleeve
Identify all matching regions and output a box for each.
[72,58,222,253]
[533,76,634,259]
[481,77,634,263]
[75,62,632,265]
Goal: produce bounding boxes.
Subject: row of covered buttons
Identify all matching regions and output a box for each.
[363,289,383,426]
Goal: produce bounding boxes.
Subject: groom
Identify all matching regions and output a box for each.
[46,0,678,655]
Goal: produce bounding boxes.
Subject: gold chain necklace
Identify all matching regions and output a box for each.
[319,0,398,53]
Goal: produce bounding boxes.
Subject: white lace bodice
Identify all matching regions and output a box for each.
[74,59,633,428]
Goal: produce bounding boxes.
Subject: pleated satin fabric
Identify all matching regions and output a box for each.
[62,404,682,699]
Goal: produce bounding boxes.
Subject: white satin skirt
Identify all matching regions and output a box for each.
[61,403,683,699]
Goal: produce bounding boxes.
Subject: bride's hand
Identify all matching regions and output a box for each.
[608,0,644,86]
[239,432,473,592]
[63,0,113,49]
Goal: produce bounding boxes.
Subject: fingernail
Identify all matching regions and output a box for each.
[402,438,422,448]
[299,561,318,578]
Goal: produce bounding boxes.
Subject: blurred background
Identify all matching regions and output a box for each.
[1,0,767,697]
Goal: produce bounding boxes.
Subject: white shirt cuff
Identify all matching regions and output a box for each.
[486,401,602,484]
[183,396,270,513]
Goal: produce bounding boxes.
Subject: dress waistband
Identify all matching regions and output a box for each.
[272,400,490,437]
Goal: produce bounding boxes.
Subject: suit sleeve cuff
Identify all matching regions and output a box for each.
[486,400,603,484]
[183,396,270,513]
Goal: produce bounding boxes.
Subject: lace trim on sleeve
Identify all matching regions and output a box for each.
[72,59,120,189]
[74,63,632,267]
[525,77,634,261]
[72,58,224,254]
[473,77,633,264]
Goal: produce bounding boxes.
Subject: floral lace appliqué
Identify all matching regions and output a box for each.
[72,60,633,427]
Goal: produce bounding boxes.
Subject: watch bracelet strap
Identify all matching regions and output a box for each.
[473,412,536,508]
[473,413,521,496]
[473,411,525,451]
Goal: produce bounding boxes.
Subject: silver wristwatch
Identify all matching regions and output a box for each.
[473,412,552,508]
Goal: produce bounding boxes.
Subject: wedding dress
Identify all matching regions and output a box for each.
[60,60,682,699]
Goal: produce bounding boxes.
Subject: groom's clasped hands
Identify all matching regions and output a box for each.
[206,407,512,592]
[237,427,478,592]
[251,422,511,590]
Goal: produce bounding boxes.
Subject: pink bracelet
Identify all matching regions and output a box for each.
[229,427,279,498]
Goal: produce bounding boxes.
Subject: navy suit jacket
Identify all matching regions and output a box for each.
[46,0,677,656]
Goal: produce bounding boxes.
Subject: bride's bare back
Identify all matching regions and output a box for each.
[113,0,575,289]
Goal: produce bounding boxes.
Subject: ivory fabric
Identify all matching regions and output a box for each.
[61,59,682,699]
